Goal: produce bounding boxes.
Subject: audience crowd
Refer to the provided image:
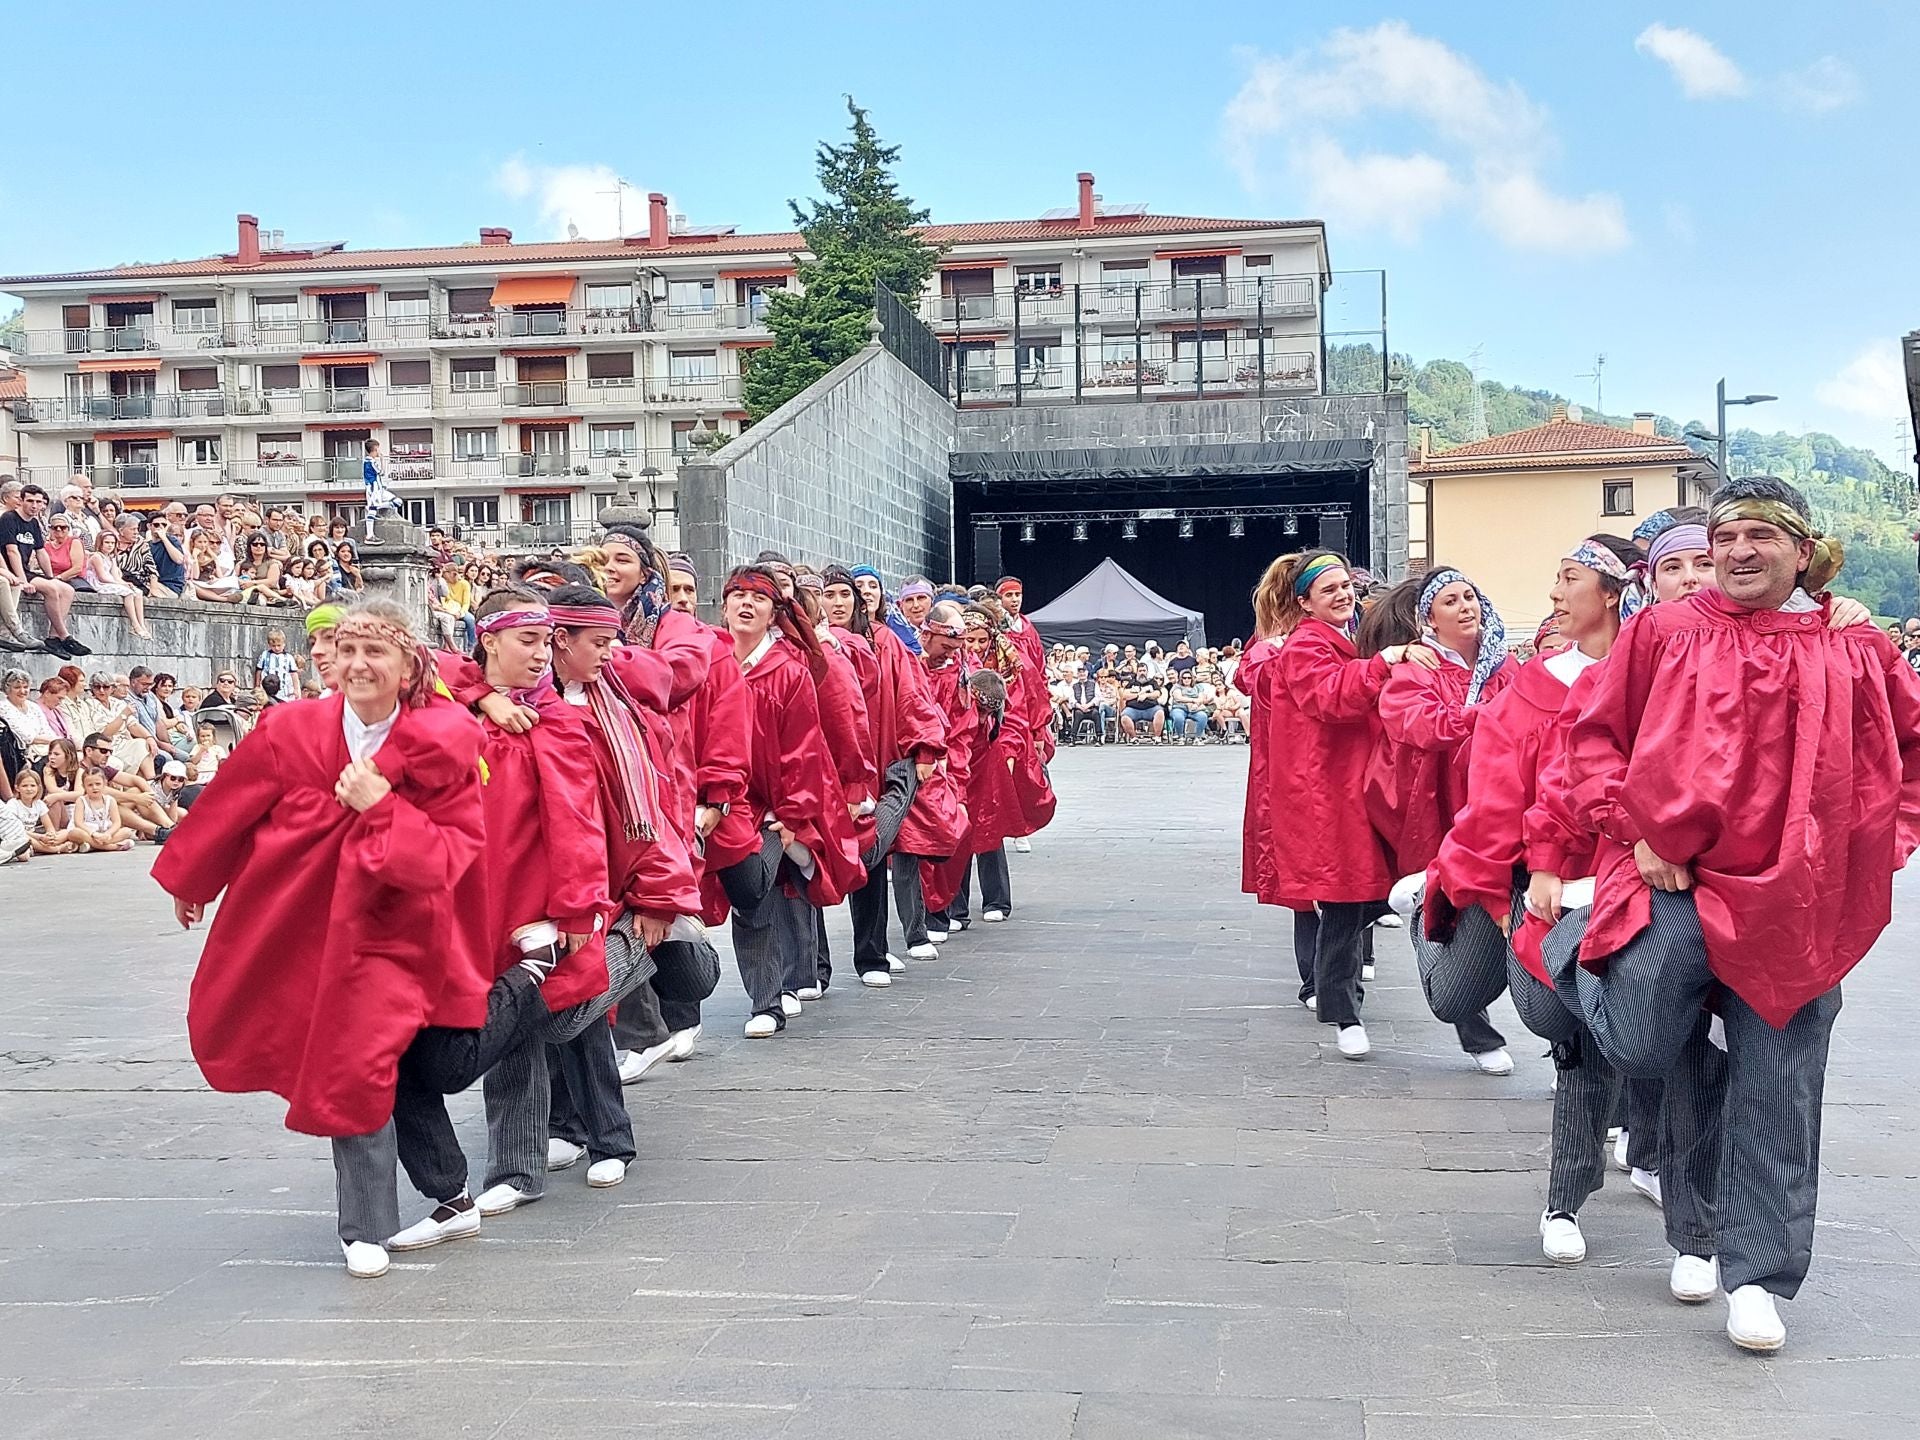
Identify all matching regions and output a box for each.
[1042,639,1251,744]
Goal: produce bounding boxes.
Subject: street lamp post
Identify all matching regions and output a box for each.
[1715,378,1778,481]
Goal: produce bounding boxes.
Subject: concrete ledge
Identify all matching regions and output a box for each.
[12,591,299,685]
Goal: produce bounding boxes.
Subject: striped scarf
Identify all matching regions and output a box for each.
[586,664,662,843]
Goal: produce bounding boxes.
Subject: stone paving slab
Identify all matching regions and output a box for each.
[3,744,1918,1436]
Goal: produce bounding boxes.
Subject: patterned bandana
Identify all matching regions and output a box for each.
[1292,554,1345,597]
[603,534,668,647]
[1707,493,1844,592]
[667,552,698,579]
[724,572,781,602]
[1415,569,1507,706]
[1632,510,1682,545]
[331,611,435,709]
[476,607,551,636]
[920,613,967,640]
[1562,541,1646,623]
[798,573,825,594]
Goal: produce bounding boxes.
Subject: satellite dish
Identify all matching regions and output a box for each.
[567,221,581,241]
[1566,404,1584,424]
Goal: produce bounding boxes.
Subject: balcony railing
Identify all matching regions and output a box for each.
[924,276,1319,330]
[301,388,371,415]
[13,392,233,424]
[649,373,739,404]
[501,381,571,408]
[508,451,575,478]
[952,346,1320,405]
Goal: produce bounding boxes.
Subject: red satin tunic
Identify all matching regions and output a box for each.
[1235,637,1283,904]
[1366,656,1516,875]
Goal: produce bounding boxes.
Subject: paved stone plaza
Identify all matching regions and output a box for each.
[2,744,1916,1438]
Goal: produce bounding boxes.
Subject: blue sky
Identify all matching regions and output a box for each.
[4,1,1913,462]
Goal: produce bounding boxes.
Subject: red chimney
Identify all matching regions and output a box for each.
[236,213,261,265]
[1076,172,1096,232]
[647,192,670,250]
[479,226,513,246]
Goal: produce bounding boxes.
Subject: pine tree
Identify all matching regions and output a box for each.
[743,98,940,421]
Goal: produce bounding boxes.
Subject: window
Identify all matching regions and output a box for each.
[385,290,429,321]
[585,282,633,312]
[1101,331,1140,365]
[1603,479,1635,517]
[179,436,222,467]
[1016,265,1062,294]
[389,359,431,389]
[257,433,302,466]
[450,357,495,391]
[586,352,635,386]
[1101,260,1148,291]
[1015,340,1056,382]
[175,366,218,392]
[455,495,499,530]
[741,278,785,322]
[388,427,433,459]
[453,427,498,460]
[67,441,95,474]
[522,495,572,528]
[672,420,700,454]
[445,287,492,319]
[667,278,715,311]
[112,440,160,486]
[1243,254,1272,272]
[589,423,636,456]
[172,298,218,332]
[403,498,436,527]
[667,350,718,382]
[1172,255,1226,279]
[65,373,94,408]
[955,342,997,392]
[253,295,298,326]
[260,363,300,392]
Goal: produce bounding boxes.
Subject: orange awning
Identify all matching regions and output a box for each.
[301,283,377,296]
[299,353,380,366]
[507,487,577,497]
[490,275,576,307]
[76,357,161,374]
[938,258,1007,271]
[95,430,170,442]
[88,292,159,305]
[304,421,376,431]
[723,339,773,350]
[719,266,795,281]
[502,347,579,359]
[514,417,579,427]
[1152,246,1241,259]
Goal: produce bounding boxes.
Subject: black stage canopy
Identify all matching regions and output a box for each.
[1025,557,1206,653]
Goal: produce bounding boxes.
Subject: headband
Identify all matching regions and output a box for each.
[667,553,697,578]
[1561,541,1632,583]
[1645,523,1709,574]
[994,577,1023,595]
[847,564,881,585]
[1632,510,1682,545]
[1707,495,1843,592]
[548,601,623,630]
[798,573,825,594]
[305,603,347,637]
[724,572,782,602]
[332,611,421,650]
[1292,554,1345,597]
[961,610,991,631]
[476,607,552,636]
[1415,569,1508,706]
[920,613,967,639]
[897,580,934,602]
[602,532,648,560]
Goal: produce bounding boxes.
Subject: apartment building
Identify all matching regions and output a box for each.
[0,175,1330,551]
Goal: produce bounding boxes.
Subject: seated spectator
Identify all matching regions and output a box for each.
[2,666,60,765]
[72,769,136,852]
[330,542,365,597]
[1065,673,1101,743]
[85,527,155,638]
[1166,641,1198,679]
[146,672,194,762]
[187,531,241,604]
[1141,642,1168,680]
[38,675,79,745]
[235,531,286,606]
[1167,671,1209,743]
[199,670,253,715]
[1095,644,1120,674]
[285,558,323,609]
[42,513,93,591]
[179,685,203,714]
[1212,678,1247,741]
[37,737,84,826]
[4,768,77,857]
[188,722,228,786]
[1093,671,1123,733]
[78,731,170,838]
[151,759,193,821]
[1120,673,1166,742]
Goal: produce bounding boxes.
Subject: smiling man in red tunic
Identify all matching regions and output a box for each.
[1551,476,1920,1353]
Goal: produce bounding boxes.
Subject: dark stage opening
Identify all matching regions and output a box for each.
[953,467,1371,646]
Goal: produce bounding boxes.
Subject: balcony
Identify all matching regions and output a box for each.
[922,276,1319,330]
[13,392,233,425]
[302,318,370,346]
[301,387,372,416]
[508,451,575,478]
[648,373,740,406]
[305,458,367,486]
[501,380,572,408]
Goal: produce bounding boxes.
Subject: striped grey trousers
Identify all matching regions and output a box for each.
[332,1121,399,1246]
[1544,888,1842,1297]
[1408,899,1509,1056]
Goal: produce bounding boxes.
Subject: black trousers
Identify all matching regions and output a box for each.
[547,1023,634,1164]
[891,851,931,947]
[1311,901,1381,1030]
[1408,900,1509,1056]
[1293,906,1374,1012]
[948,847,1012,926]
[611,977,702,1054]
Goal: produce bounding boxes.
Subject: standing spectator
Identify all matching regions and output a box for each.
[147,507,189,597]
[255,629,302,701]
[84,528,155,638]
[361,437,399,538]
[0,481,88,657]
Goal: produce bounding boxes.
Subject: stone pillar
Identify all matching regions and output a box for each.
[675,458,730,623]
[353,516,438,627]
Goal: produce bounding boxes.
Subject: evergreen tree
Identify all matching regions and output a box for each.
[743,98,940,421]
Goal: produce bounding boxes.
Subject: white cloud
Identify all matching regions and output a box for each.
[1634,23,1749,99]
[1815,343,1907,420]
[1223,23,1627,255]
[490,155,648,241]
[1781,56,1861,113]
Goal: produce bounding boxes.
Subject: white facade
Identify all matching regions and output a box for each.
[0,180,1329,552]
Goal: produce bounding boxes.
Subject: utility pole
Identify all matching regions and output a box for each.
[1576,353,1606,415]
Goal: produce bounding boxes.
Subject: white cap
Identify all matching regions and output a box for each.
[161,760,189,779]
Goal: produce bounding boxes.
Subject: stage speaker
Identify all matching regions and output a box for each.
[972,524,1002,585]
[1319,512,1348,559]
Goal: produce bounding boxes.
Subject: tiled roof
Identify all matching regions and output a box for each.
[1414,416,1699,472]
[0,369,25,401]
[0,214,1320,287]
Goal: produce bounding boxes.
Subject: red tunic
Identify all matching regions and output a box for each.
[1265,619,1392,907]
[1366,656,1516,875]
[867,625,947,770]
[1426,652,1591,934]
[1566,588,1920,1026]
[683,623,757,874]
[1004,616,1055,764]
[1236,638,1283,904]
[813,629,879,835]
[896,655,976,860]
[151,696,489,1137]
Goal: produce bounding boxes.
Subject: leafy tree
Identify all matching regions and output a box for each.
[0,305,23,349]
[743,98,940,421]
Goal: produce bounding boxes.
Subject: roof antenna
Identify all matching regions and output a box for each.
[1576,353,1606,415]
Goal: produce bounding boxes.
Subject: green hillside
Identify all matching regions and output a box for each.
[1337,344,1920,618]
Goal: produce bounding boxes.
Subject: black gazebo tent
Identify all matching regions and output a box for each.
[1025,557,1205,654]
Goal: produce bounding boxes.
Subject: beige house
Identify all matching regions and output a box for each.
[1409,407,1715,633]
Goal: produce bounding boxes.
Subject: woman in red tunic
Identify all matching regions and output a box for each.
[1236,557,1292,911]
[1362,567,1517,1072]
[152,599,498,1278]
[1259,550,1426,1058]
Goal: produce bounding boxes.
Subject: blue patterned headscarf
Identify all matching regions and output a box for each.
[1416,569,1507,705]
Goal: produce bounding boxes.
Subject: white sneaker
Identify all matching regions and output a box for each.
[1011,837,1031,853]
[1388,872,1425,917]
[1302,994,1317,1011]
[1472,1048,1515,1076]
[924,927,949,943]
[1360,962,1376,981]
[1336,1025,1370,1059]
[886,953,905,973]
[1540,1210,1586,1264]
[907,943,938,961]
[796,985,824,1001]
[982,909,1009,923]
[586,1158,628,1189]
[1612,1130,1631,1172]
[476,1183,539,1217]
[1726,1284,1786,1352]
[779,992,803,1018]
[341,1240,390,1279]
[666,1024,701,1061]
[546,1138,585,1172]
[860,970,893,988]
[388,1197,480,1251]
[1374,914,1404,929]
[618,1038,675,1085]
[1630,1168,1663,1206]
[744,1013,780,1039]
[1670,1253,1719,1304]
